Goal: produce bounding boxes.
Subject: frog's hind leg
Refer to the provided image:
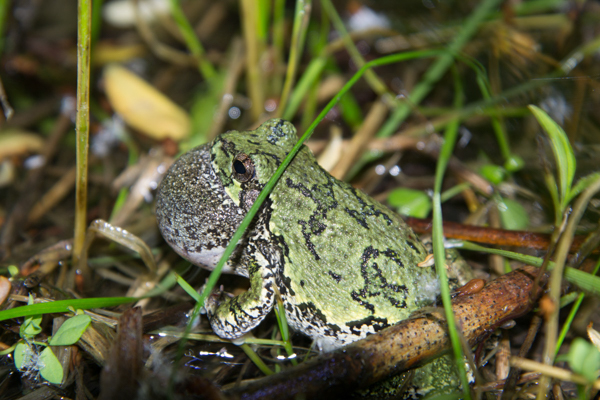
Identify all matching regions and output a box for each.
[205,245,279,340]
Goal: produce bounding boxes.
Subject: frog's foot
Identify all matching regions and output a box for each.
[204,259,278,340]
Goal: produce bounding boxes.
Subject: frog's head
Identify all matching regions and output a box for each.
[155,119,297,274]
[210,119,298,210]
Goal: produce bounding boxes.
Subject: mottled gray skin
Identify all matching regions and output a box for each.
[156,119,443,348]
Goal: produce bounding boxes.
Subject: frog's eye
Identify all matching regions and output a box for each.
[232,153,255,182]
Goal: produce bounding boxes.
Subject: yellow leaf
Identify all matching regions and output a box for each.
[104,64,190,141]
[0,130,44,161]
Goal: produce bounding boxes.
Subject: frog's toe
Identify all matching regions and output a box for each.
[203,285,230,313]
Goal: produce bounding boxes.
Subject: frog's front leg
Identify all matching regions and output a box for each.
[205,251,278,339]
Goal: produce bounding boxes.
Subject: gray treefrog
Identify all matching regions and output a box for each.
[155,119,458,350]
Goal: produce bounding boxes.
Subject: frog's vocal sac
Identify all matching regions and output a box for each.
[155,119,442,349]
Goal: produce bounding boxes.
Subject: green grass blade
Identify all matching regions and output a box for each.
[174,273,202,303]
[377,0,503,139]
[0,297,137,321]
[168,0,216,81]
[457,241,600,297]
[240,343,274,375]
[567,171,600,204]
[555,294,585,357]
[283,56,327,120]
[431,66,471,400]
[320,0,391,99]
[278,0,312,115]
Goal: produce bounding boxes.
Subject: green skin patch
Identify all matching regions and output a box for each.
[156,119,459,349]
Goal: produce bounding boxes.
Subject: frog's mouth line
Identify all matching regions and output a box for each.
[179,245,233,273]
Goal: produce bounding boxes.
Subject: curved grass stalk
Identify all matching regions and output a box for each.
[538,175,600,398]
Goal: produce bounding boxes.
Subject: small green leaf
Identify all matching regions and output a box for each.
[504,155,524,172]
[528,105,576,206]
[497,197,529,231]
[38,347,63,384]
[563,338,600,383]
[20,295,42,338]
[8,265,19,277]
[13,342,31,370]
[388,188,432,218]
[20,316,42,338]
[564,267,600,298]
[49,315,91,346]
[479,164,505,185]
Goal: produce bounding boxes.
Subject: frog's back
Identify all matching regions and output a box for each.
[269,149,439,346]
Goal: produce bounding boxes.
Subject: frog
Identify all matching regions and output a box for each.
[155,119,472,353]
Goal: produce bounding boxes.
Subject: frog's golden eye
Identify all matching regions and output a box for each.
[232,153,255,182]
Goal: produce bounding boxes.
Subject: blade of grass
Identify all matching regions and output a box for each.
[174,273,202,303]
[274,297,298,366]
[241,343,274,375]
[271,0,286,95]
[300,12,330,131]
[240,0,265,119]
[376,0,503,140]
[0,1,8,54]
[567,172,600,204]
[91,0,103,45]
[431,65,471,399]
[168,0,217,81]
[475,67,514,164]
[0,297,136,321]
[555,257,600,357]
[283,56,328,120]
[256,0,270,42]
[320,0,393,101]
[73,0,92,266]
[457,241,600,297]
[277,0,312,116]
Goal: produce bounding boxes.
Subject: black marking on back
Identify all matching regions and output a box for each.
[285,177,339,261]
[351,246,409,312]
[343,186,394,229]
[346,316,390,334]
[406,239,420,254]
[328,271,342,283]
